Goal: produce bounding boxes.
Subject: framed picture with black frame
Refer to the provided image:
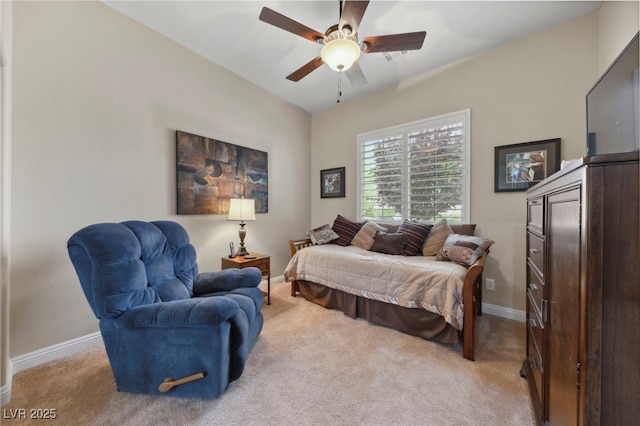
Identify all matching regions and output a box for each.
[320,167,345,198]
[494,138,561,192]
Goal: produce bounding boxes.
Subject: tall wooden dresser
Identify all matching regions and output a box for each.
[522,151,639,425]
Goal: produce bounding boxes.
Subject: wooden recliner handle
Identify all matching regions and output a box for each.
[158,371,206,393]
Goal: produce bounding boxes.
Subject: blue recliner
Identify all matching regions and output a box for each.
[67,220,264,398]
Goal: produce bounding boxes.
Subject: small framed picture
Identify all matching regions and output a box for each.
[320,167,345,198]
[494,138,561,192]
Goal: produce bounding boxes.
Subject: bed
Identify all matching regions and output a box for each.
[284,237,487,360]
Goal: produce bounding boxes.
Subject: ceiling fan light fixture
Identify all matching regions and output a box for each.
[320,38,361,72]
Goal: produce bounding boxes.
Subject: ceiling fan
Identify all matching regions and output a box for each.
[258,1,426,88]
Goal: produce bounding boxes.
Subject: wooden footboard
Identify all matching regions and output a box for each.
[289,238,312,296]
[288,238,487,361]
[461,252,486,361]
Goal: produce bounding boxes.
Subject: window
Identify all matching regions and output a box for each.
[357,109,470,223]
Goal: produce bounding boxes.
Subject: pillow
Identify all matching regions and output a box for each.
[398,221,432,256]
[436,234,494,266]
[306,224,340,245]
[331,215,363,246]
[422,219,453,256]
[450,224,476,236]
[370,232,406,255]
[351,221,388,250]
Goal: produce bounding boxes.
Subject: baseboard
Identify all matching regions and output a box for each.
[11,332,103,375]
[263,274,285,286]
[482,303,526,322]
[1,382,11,406]
[2,332,102,404]
[1,359,13,406]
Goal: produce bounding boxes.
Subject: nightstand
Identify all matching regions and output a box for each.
[221,253,271,305]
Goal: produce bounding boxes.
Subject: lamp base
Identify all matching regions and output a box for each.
[235,221,250,257]
[235,246,250,257]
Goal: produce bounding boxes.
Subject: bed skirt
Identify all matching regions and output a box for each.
[294,280,460,344]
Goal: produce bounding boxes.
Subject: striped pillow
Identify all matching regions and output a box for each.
[398,221,432,255]
[331,215,363,246]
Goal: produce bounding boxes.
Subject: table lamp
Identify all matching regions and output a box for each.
[228,198,256,256]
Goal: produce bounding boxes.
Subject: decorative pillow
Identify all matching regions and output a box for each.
[450,224,476,236]
[370,232,406,255]
[398,221,432,256]
[306,224,340,245]
[331,215,363,246]
[436,234,494,266]
[422,219,453,256]
[351,221,388,250]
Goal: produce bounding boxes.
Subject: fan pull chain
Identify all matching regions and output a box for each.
[337,71,342,103]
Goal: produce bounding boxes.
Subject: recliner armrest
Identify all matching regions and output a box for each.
[117,297,241,328]
[193,267,262,296]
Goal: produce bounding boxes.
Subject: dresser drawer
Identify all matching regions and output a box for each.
[527,233,544,276]
[527,293,544,357]
[526,327,544,408]
[527,267,544,320]
[527,197,544,235]
[527,305,544,401]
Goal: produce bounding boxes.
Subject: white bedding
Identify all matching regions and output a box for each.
[284,244,469,330]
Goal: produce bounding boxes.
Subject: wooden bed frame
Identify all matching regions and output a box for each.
[288,238,486,361]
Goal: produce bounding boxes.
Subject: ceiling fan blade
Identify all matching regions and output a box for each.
[339,1,369,35]
[362,31,427,53]
[259,7,325,43]
[286,57,325,82]
[345,62,368,89]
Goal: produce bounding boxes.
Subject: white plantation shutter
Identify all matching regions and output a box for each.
[360,130,404,221]
[357,110,470,223]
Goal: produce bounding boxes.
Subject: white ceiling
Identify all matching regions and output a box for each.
[104,1,601,113]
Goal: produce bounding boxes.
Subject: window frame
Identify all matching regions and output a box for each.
[356,109,471,223]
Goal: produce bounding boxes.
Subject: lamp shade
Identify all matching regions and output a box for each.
[320,38,361,72]
[228,198,256,221]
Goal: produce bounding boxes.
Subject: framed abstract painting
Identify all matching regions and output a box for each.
[176,130,268,214]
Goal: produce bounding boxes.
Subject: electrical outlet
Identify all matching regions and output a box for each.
[486,278,495,291]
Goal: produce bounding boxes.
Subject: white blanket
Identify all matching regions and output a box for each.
[284,244,469,330]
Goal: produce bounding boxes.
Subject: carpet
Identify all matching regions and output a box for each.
[2,281,534,425]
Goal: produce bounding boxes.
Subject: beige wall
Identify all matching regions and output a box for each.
[310,13,600,313]
[9,1,311,358]
[597,1,640,74]
[1,0,13,398]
